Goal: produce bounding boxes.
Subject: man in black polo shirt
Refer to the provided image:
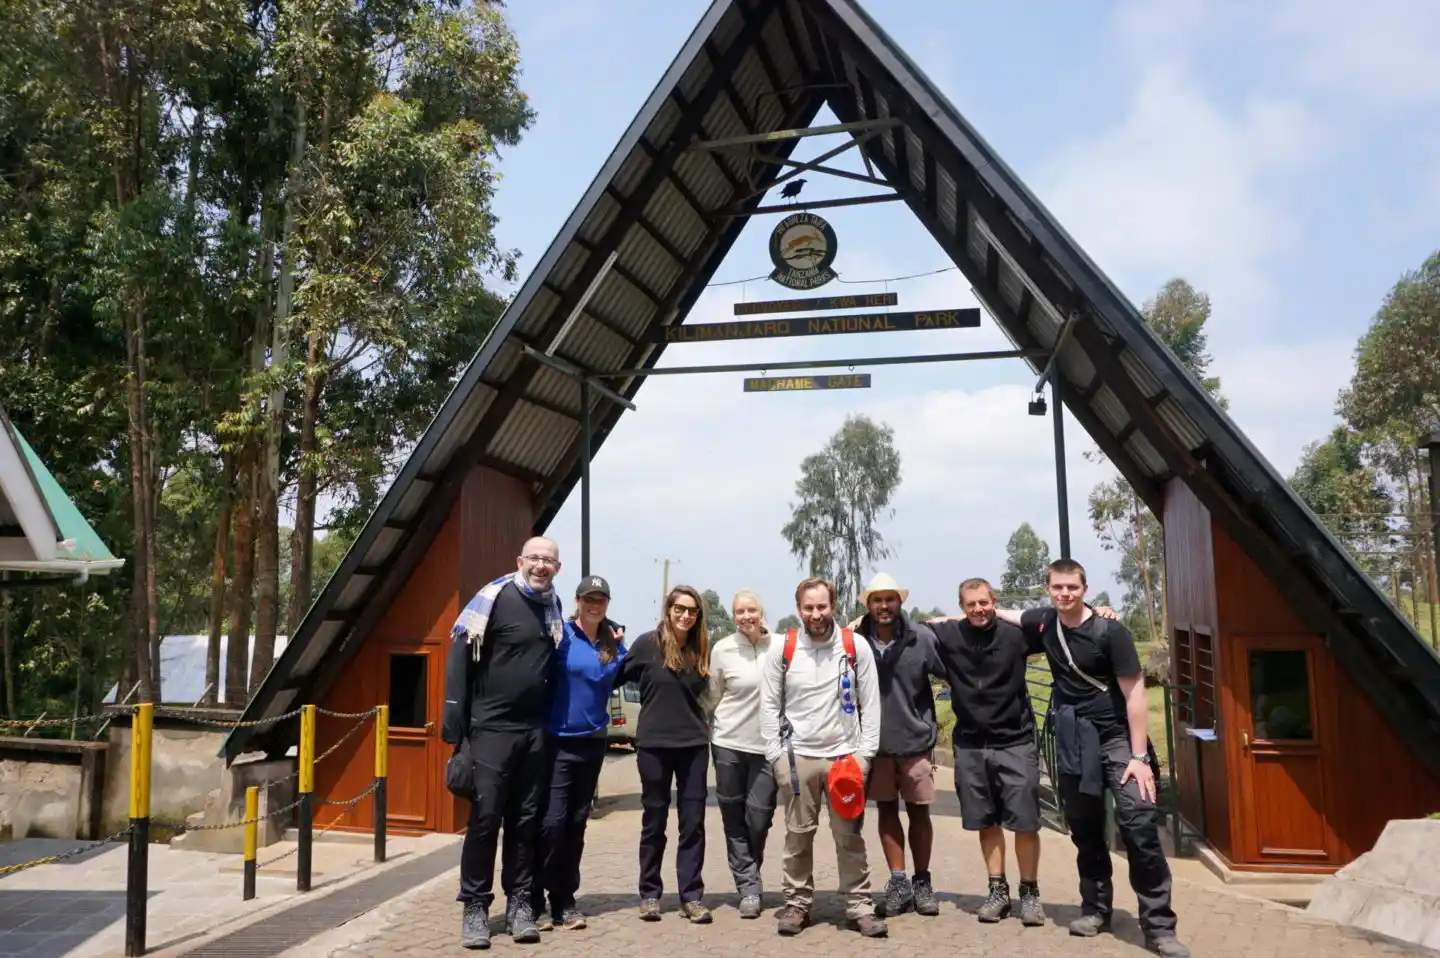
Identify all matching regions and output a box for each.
[929,577,1046,927]
[443,537,566,950]
[996,558,1189,958]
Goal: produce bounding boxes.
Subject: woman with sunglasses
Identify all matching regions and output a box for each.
[707,589,777,919]
[617,585,713,923]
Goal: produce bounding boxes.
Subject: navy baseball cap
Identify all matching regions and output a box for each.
[576,575,611,598]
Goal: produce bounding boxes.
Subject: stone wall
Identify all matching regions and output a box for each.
[101,716,234,835]
[1307,817,1440,951]
[0,738,107,840]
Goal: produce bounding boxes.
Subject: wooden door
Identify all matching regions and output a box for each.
[385,647,439,832]
[1233,635,1336,865]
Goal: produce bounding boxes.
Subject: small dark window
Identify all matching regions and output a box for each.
[1249,649,1313,741]
[389,654,428,728]
[623,682,641,704]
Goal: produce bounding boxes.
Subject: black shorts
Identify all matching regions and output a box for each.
[953,740,1041,832]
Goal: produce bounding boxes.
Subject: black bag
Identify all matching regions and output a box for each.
[445,739,473,799]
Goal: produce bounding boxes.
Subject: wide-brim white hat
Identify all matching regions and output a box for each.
[859,572,909,606]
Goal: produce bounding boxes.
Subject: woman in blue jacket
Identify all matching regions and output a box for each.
[538,574,627,930]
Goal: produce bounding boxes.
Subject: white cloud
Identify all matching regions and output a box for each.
[1038,63,1321,318]
[1269,0,1440,110]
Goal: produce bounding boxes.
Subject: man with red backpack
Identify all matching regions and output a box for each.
[758,576,885,938]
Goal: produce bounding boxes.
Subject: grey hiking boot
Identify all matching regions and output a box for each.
[558,906,587,930]
[1069,913,1111,937]
[1148,935,1191,957]
[508,902,540,943]
[976,880,1011,922]
[638,897,662,921]
[912,874,939,916]
[738,894,762,919]
[461,902,491,950]
[876,874,913,917]
[1017,883,1046,926]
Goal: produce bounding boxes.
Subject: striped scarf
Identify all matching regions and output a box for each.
[452,572,565,661]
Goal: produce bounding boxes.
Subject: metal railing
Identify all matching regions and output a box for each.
[0,702,392,956]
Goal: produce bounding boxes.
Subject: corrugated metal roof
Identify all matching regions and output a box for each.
[224,0,1440,776]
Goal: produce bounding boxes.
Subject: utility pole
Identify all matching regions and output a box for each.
[655,557,678,605]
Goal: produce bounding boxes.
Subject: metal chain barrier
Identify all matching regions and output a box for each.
[151,705,306,729]
[313,711,375,766]
[256,777,380,870]
[0,824,134,875]
[0,712,112,729]
[150,797,303,836]
[315,706,379,719]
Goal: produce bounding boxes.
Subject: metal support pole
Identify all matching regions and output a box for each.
[596,347,1047,380]
[1052,373,1071,559]
[124,702,152,957]
[297,704,315,892]
[581,379,592,578]
[1424,436,1440,625]
[374,705,388,864]
[242,786,258,901]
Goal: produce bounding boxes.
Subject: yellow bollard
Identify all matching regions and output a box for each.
[125,702,153,957]
[243,786,258,901]
[298,704,315,892]
[374,705,388,863]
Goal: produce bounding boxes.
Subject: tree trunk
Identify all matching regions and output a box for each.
[204,452,236,706]
[288,336,325,634]
[0,581,13,717]
[1132,493,1160,644]
[225,445,258,706]
[254,88,309,697]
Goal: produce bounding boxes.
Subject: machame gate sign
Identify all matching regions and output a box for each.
[656,307,980,343]
[743,373,871,392]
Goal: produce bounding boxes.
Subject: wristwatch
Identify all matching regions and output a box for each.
[1130,752,1147,762]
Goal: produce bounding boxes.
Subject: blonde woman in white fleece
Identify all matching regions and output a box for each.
[706,589,778,919]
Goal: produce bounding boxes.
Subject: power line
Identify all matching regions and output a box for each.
[704,265,959,289]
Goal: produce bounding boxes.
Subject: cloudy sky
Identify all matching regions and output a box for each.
[473,0,1440,631]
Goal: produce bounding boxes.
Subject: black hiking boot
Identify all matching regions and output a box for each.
[876,873,913,917]
[460,902,491,950]
[976,879,1011,922]
[1017,881,1046,926]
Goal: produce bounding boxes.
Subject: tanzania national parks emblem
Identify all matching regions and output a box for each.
[768,212,838,291]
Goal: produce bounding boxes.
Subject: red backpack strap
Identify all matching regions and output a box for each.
[782,629,799,670]
[840,627,857,666]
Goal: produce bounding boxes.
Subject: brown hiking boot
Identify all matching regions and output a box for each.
[850,914,889,938]
[679,900,712,924]
[775,904,809,936]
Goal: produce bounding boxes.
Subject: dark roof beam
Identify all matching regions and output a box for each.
[532,89,827,528]
[733,0,798,123]
[691,116,901,152]
[570,236,667,312]
[669,88,745,192]
[605,190,692,270]
[636,139,711,219]
[731,126,888,205]
[703,37,762,187]
[1074,319,1440,772]
[731,191,910,217]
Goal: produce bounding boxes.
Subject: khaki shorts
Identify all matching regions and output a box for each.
[867,753,936,805]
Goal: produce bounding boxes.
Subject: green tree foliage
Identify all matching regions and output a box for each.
[0,0,534,712]
[1000,522,1051,595]
[702,589,734,641]
[1339,252,1440,435]
[781,415,902,614]
[775,614,801,632]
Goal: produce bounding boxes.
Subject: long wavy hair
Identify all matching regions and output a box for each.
[658,585,709,677]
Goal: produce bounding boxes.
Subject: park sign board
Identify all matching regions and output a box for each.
[769,212,839,290]
[734,292,898,315]
[743,373,871,392]
[655,307,981,343]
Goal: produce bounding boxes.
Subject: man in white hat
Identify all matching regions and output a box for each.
[852,572,945,920]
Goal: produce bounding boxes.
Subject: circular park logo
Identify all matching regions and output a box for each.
[768,212,838,291]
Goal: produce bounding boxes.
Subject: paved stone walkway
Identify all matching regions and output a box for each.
[303,754,1436,958]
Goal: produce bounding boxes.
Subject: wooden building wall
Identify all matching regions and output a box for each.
[1164,478,1440,872]
[313,465,535,835]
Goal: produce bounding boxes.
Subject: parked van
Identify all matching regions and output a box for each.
[607,681,642,745]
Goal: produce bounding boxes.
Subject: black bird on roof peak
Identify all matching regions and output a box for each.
[778,178,806,200]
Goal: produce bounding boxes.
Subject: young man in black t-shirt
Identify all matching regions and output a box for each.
[995,558,1189,958]
[929,578,1047,928]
